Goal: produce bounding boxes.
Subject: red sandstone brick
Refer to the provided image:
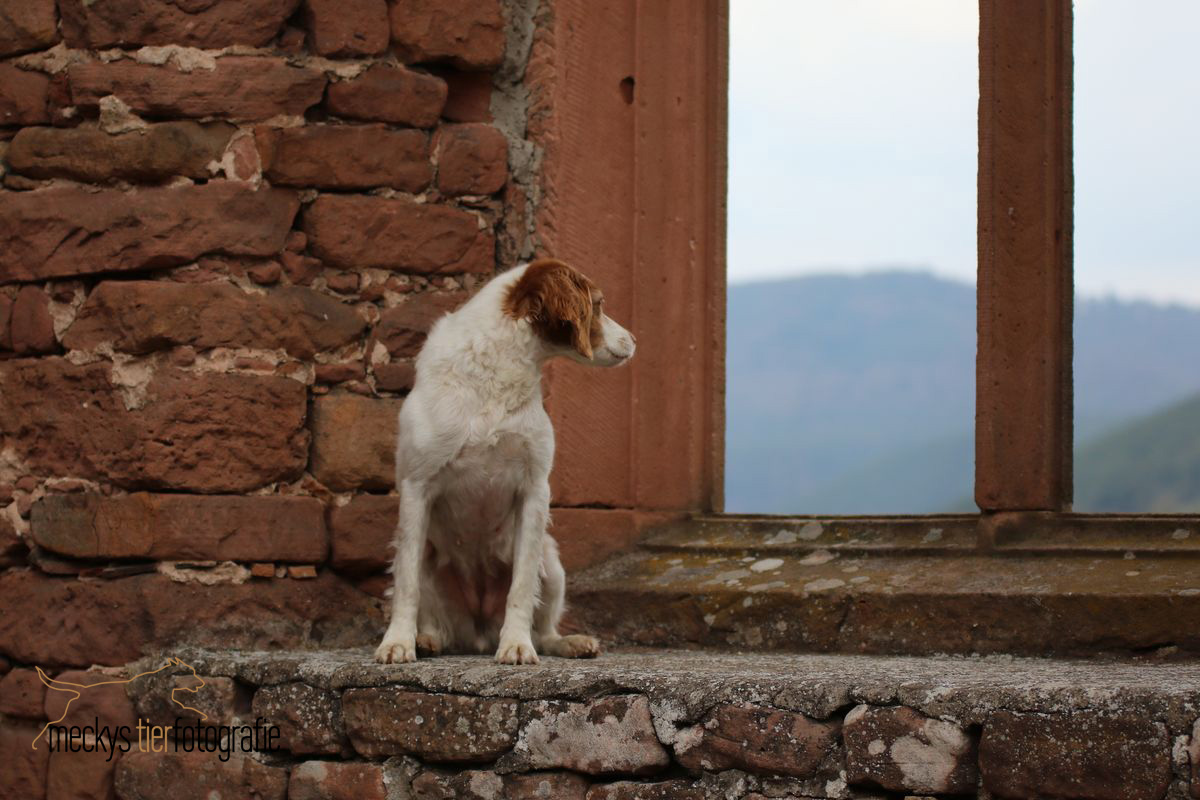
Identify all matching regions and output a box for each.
[47,746,119,800]
[0,184,299,283]
[43,669,138,731]
[439,69,494,122]
[0,0,59,57]
[0,63,50,125]
[843,705,977,794]
[435,123,508,196]
[63,281,366,359]
[281,251,324,285]
[674,703,840,779]
[9,285,57,354]
[0,668,47,718]
[247,261,283,286]
[69,57,326,121]
[60,0,298,48]
[330,494,396,572]
[388,0,506,70]
[0,570,382,666]
[514,696,670,776]
[115,751,287,800]
[980,711,1170,800]
[315,361,366,384]
[0,720,49,797]
[310,393,402,491]
[0,359,309,493]
[252,682,346,755]
[325,64,447,127]
[257,125,431,191]
[303,0,389,57]
[373,361,416,393]
[131,671,241,727]
[586,782,704,800]
[326,271,361,294]
[7,122,234,183]
[0,291,13,350]
[251,562,276,579]
[373,291,467,358]
[343,688,518,761]
[31,492,327,562]
[303,195,493,273]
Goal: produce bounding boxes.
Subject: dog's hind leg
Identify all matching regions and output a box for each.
[533,535,600,659]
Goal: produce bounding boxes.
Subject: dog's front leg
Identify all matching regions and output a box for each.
[496,482,550,664]
[375,479,431,664]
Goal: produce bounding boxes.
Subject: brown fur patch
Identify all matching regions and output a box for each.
[504,259,600,358]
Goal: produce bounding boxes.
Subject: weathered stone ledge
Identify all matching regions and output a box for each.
[99,647,1200,800]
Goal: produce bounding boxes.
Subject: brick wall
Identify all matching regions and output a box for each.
[0,0,548,669]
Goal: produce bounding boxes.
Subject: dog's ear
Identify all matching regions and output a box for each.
[505,260,595,359]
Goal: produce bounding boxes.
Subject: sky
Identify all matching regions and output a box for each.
[727,0,1200,307]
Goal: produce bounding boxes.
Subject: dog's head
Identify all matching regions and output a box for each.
[504,259,635,367]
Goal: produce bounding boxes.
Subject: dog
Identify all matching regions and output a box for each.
[374,259,636,665]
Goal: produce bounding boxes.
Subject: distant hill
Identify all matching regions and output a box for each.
[726,271,1200,513]
[1076,393,1200,512]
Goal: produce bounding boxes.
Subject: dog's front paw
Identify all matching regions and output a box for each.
[545,634,601,659]
[495,637,539,665]
[375,636,417,664]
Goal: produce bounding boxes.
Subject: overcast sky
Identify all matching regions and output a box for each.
[727,0,1200,307]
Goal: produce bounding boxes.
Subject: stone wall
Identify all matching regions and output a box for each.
[0,0,550,670]
[8,648,1197,800]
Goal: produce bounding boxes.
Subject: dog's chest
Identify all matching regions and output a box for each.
[430,427,536,540]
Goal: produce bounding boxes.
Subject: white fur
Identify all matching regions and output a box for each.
[375,263,635,664]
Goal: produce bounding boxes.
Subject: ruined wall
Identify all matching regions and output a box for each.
[0,0,557,673]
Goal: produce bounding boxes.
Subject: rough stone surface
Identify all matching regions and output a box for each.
[373,291,467,358]
[0,359,309,493]
[374,361,416,393]
[7,122,235,182]
[435,123,507,196]
[31,492,327,562]
[0,571,382,666]
[132,671,241,727]
[673,703,839,779]
[843,704,977,794]
[304,195,492,273]
[412,769,590,799]
[303,0,389,57]
[440,70,494,123]
[115,751,287,800]
[10,284,57,354]
[290,760,386,800]
[388,0,506,70]
[59,0,300,48]
[0,667,46,718]
[257,125,431,191]
[0,63,50,126]
[47,746,119,800]
[0,720,49,797]
[586,782,704,800]
[512,696,670,776]
[0,0,58,56]
[310,393,402,491]
[330,494,396,573]
[325,64,447,127]
[43,669,139,731]
[253,682,346,755]
[69,58,326,121]
[0,291,13,351]
[980,711,1171,800]
[63,281,366,358]
[343,688,517,761]
[0,184,299,283]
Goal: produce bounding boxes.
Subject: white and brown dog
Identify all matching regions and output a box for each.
[375,259,636,665]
